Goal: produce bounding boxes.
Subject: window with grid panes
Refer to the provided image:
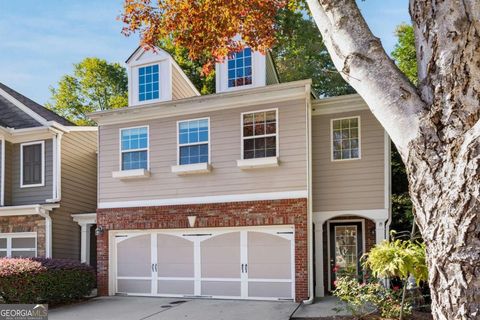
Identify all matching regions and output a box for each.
[332,117,360,160]
[242,110,277,159]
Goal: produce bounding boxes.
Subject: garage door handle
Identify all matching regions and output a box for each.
[245,264,248,273]
[155,264,158,272]
[241,264,244,273]
[152,264,154,272]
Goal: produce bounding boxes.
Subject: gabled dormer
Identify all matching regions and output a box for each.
[215,47,279,93]
[126,47,200,107]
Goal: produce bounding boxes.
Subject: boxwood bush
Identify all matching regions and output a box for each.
[0,258,96,304]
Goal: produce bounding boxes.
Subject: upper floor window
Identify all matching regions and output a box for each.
[178,118,209,165]
[139,64,159,102]
[20,141,44,188]
[242,109,277,159]
[332,117,360,161]
[228,48,252,88]
[121,127,149,170]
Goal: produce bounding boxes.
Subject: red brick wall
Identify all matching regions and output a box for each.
[96,198,308,301]
[0,215,46,257]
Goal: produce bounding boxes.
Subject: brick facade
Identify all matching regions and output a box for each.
[321,216,376,293]
[0,215,46,257]
[96,198,308,302]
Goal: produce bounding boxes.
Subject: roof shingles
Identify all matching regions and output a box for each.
[0,82,73,129]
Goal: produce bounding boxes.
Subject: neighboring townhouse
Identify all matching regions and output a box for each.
[89,47,390,302]
[0,83,97,265]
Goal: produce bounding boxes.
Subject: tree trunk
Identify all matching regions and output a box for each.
[306,0,480,319]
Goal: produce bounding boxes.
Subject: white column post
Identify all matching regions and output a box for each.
[80,223,91,264]
[374,218,387,244]
[314,219,326,297]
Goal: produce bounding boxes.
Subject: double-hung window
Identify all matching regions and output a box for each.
[139,64,159,102]
[0,233,37,258]
[332,117,360,161]
[178,118,209,165]
[242,109,278,159]
[228,48,252,88]
[121,127,149,170]
[20,141,44,187]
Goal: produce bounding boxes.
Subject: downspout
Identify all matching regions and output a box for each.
[47,129,63,203]
[384,132,392,239]
[303,84,315,304]
[36,206,52,258]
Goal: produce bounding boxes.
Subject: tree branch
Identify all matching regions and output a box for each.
[306,0,427,155]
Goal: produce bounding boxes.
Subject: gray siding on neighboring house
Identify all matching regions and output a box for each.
[98,99,308,204]
[266,55,279,85]
[52,131,97,260]
[312,110,386,212]
[0,140,2,201]
[4,141,12,206]
[11,140,53,206]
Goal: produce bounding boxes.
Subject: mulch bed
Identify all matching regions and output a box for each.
[294,310,433,320]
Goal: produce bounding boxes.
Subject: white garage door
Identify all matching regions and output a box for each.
[114,226,295,300]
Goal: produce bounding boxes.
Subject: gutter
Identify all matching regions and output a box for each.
[46,128,63,203]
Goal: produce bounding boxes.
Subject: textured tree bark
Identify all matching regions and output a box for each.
[306,0,480,319]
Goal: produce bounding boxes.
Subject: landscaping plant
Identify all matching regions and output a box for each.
[0,258,96,305]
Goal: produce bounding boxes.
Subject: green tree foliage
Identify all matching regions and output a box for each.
[47,58,128,125]
[390,24,417,233]
[392,24,418,85]
[272,9,354,97]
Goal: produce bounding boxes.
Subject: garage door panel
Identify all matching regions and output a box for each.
[158,280,194,295]
[201,281,242,297]
[117,234,151,277]
[118,279,151,294]
[157,234,194,277]
[247,232,292,279]
[201,232,241,278]
[248,282,292,299]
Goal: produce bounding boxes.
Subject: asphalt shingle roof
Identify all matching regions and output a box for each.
[0,82,73,129]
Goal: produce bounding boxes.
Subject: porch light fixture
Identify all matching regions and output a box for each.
[187,216,197,228]
[95,226,105,236]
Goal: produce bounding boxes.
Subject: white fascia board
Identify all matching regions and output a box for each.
[89,80,311,126]
[0,204,60,216]
[312,94,369,115]
[98,190,308,209]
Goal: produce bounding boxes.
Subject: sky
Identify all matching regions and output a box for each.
[0,0,411,105]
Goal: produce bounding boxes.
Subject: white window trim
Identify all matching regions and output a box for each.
[240,108,279,160]
[176,117,211,166]
[0,232,37,258]
[118,125,150,172]
[20,140,45,188]
[330,116,361,162]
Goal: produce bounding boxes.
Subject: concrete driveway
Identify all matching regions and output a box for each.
[49,296,299,320]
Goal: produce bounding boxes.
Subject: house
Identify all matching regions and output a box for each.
[89,47,390,301]
[0,83,97,265]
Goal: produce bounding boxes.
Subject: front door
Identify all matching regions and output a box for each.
[329,222,363,290]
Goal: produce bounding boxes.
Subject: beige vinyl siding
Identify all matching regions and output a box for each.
[172,66,198,100]
[266,54,279,85]
[98,99,308,203]
[312,110,385,212]
[11,140,53,206]
[52,131,97,260]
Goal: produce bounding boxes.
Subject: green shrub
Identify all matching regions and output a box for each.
[0,258,96,305]
[333,276,411,319]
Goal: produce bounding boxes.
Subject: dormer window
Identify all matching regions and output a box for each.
[139,64,160,102]
[228,48,252,88]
